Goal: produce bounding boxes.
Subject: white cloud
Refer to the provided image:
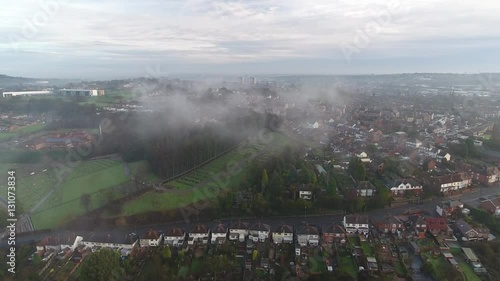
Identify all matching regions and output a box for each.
[1,0,500,77]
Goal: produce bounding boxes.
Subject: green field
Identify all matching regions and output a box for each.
[117,132,294,217]
[459,262,481,281]
[0,123,48,140]
[31,159,130,229]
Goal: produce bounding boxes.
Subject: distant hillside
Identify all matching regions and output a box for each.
[0,74,37,86]
[0,74,78,90]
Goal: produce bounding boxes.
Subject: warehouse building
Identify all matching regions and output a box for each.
[58,89,105,96]
[2,90,54,97]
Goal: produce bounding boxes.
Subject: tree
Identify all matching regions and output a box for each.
[80,193,91,212]
[261,169,269,190]
[79,249,124,281]
[348,157,366,182]
[311,172,318,185]
[200,255,234,279]
[161,246,172,260]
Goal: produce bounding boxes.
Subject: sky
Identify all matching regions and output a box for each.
[1,0,500,79]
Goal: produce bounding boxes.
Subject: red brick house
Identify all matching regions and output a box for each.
[425,217,451,237]
[372,216,404,234]
[322,224,346,243]
[456,219,490,241]
[408,215,427,239]
[481,197,500,216]
[473,167,500,186]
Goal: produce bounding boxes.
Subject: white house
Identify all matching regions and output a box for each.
[211,224,228,244]
[296,225,320,247]
[437,152,451,163]
[248,222,271,242]
[389,179,423,196]
[188,224,210,245]
[229,221,249,242]
[36,236,62,252]
[356,152,372,163]
[164,227,186,247]
[343,215,370,234]
[299,190,312,200]
[272,224,294,244]
[60,234,82,251]
[82,233,138,250]
[433,173,472,193]
[406,139,422,148]
[140,229,163,247]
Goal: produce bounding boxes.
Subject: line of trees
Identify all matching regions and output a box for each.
[94,110,282,179]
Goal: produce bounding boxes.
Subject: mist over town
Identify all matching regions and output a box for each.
[1,1,500,281]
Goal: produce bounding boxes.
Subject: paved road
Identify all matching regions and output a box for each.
[3,185,500,249]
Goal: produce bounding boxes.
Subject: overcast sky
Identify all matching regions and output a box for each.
[1,0,500,79]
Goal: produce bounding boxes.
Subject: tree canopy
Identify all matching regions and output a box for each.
[79,249,124,281]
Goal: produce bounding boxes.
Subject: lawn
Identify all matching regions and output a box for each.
[15,169,58,211]
[117,132,293,217]
[349,236,361,247]
[60,164,128,202]
[31,160,130,230]
[361,242,375,256]
[395,261,407,276]
[0,123,48,140]
[309,256,327,273]
[338,249,358,278]
[459,262,481,281]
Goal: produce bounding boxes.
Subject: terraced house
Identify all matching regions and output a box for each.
[389,179,423,196]
[343,215,370,235]
[322,224,346,243]
[210,223,228,244]
[271,224,294,244]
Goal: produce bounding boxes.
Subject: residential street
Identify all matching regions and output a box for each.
[3,185,500,249]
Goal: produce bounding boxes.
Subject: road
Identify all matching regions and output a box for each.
[2,185,500,249]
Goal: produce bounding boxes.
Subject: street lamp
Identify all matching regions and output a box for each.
[304,206,307,224]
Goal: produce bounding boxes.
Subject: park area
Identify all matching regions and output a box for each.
[117,132,294,217]
[30,158,130,229]
[0,123,48,140]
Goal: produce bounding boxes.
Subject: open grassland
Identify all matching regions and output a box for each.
[0,164,56,209]
[0,123,48,140]
[30,159,129,229]
[117,132,294,217]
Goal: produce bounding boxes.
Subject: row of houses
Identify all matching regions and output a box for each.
[35,216,370,256]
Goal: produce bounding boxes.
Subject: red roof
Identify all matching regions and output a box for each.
[425,217,448,231]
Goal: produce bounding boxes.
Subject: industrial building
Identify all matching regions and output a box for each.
[2,90,54,97]
[58,89,105,96]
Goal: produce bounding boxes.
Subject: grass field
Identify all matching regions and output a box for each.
[338,252,358,278]
[117,132,294,217]
[31,159,129,229]
[0,123,48,140]
[459,262,481,281]
[128,160,161,182]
